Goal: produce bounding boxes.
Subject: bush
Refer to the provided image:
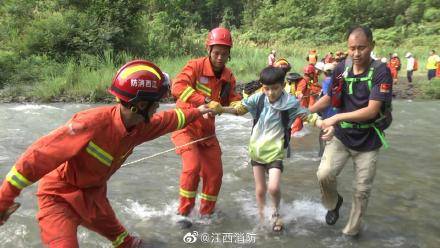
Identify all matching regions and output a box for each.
[421,78,440,99]
[0,50,18,88]
[423,8,440,22]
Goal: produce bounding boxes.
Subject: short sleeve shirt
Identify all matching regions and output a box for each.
[328,60,393,151]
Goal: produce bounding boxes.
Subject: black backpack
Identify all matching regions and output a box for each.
[243,80,262,96]
[252,94,292,158]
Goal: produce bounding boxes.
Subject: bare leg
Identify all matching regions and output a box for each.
[253,166,267,223]
[267,168,282,212]
[268,168,283,231]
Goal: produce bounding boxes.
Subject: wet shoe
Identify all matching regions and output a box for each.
[177,219,192,229]
[176,215,192,229]
[326,194,343,225]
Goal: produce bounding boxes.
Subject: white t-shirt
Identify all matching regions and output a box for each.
[268,54,275,66]
[407,57,415,71]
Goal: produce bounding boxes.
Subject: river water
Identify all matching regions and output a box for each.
[0,100,439,248]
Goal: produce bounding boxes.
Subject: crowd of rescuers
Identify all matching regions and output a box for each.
[0,25,398,247]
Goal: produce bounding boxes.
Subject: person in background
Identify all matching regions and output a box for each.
[268,50,276,66]
[284,72,303,98]
[290,64,315,136]
[317,63,338,157]
[405,52,415,84]
[426,50,440,80]
[306,49,318,65]
[310,61,324,107]
[273,58,292,74]
[324,52,335,64]
[335,51,344,63]
[389,53,401,84]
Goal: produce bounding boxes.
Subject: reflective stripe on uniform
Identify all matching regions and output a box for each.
[180,87,196,102]
[196,82,211,96]
[112,231,128,247]
[86,141,114,167]
[199,193,217,202]
[119,65,162,80]
[174,108,186,130]
[6,166,32,190]
[179,188,197,198]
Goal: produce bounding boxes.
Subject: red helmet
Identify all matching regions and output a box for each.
[109,60,169,103]
[206,27,233,48]
[303,64,315,75]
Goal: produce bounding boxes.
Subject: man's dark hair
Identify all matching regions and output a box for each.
[346,25,373,44]
[259,67,286,86]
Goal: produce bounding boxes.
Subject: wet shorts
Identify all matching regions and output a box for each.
[251,160,283,173]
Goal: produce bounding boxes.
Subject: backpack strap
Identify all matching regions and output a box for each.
[280,109,292,158]
[252,94,266,130]
[343,59,382,94]
[280,110,290,149]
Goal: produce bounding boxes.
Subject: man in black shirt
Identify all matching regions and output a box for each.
[309,26,392,236]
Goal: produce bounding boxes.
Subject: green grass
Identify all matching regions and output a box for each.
[1,42,439,102]
[419,78,440,99]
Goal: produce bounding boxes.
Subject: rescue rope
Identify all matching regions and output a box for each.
[121,134,216,167]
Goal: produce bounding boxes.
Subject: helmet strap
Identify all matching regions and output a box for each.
[136,101,153,123]
[140,103,152,123]
[122,101,152,123]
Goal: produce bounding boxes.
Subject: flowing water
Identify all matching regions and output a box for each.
[0,100,439,248]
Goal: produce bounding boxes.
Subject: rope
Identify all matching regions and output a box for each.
[121,134,215,167]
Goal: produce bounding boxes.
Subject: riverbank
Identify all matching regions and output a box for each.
[0,75,434,104]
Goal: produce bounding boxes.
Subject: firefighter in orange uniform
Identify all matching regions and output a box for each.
[171,27,241,227]
[273,58,291,74]
[0,60,214,247]
[309,62,324,107]
[389,53,400,84]
[306,49,318,65]
[291,64,315,135]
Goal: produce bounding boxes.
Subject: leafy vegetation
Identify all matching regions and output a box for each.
[0,0,439,101]
[420,78,440,99]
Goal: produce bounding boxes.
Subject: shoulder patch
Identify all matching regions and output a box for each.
[199,76,209,84]
[67,121,86,135]
[380,83,391,93]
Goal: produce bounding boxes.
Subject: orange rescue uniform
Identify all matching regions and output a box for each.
[437,61,440,78]
[291,76,312,135]
[171,57,241,216]
[308,76,322,107]
[0,105,201,247]
[389,57,400,80]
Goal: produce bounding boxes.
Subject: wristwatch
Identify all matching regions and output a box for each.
[204,97,212,104]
